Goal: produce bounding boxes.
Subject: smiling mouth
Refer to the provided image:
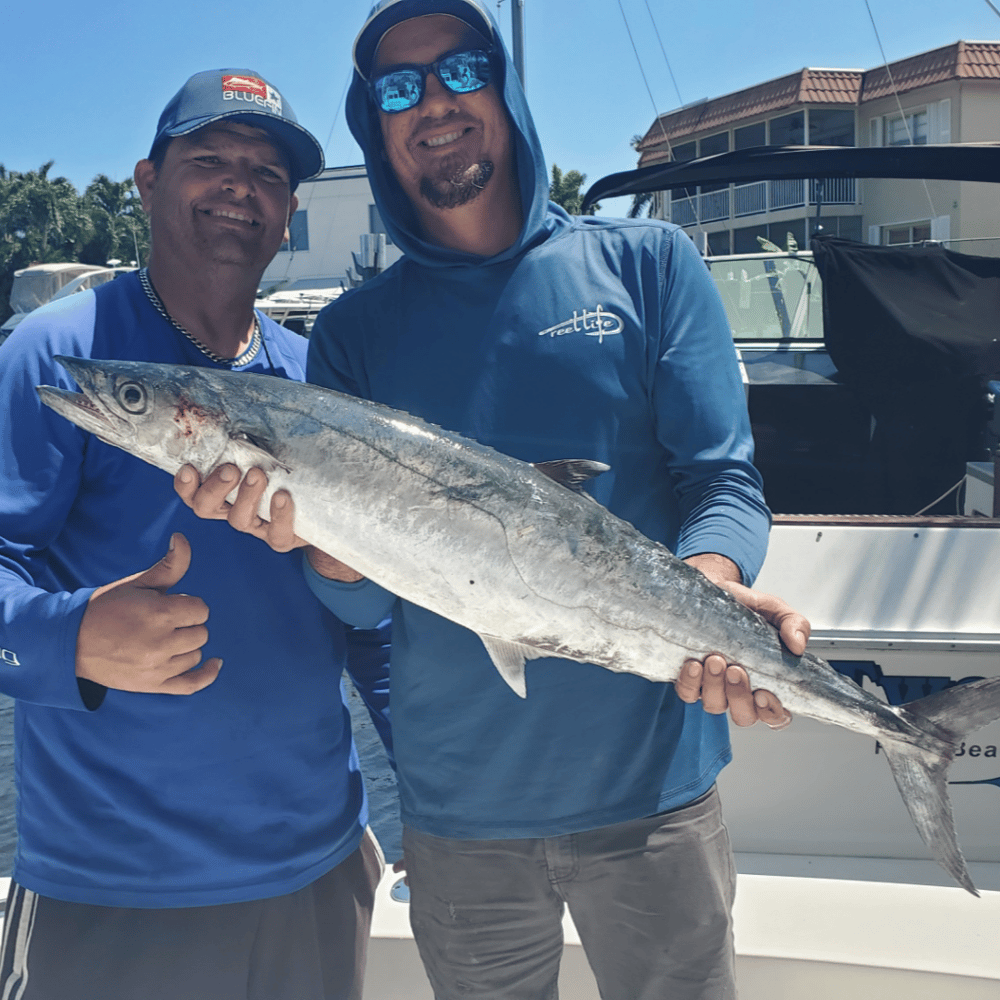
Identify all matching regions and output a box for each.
[203,208,259,226]
[421,128,471,149]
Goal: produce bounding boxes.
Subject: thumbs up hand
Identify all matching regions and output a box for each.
[75,534,222,695]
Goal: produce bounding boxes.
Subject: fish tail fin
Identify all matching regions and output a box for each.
[883,677,1000,896]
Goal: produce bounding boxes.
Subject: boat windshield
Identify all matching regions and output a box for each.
[706,252,823,341]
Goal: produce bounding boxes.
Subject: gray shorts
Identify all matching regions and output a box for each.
[403,787,736,1000]
[0,829,384,1000]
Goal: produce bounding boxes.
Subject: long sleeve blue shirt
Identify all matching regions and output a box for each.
[0,272,390,906]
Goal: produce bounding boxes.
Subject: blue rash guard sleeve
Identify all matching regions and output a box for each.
[654,232,770,585]
[343,619,394,768]
[302,556,396,629]
[0,296,101,710]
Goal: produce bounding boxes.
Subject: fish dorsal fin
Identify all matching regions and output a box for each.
[478,635,551,699]
[534,459,610,494]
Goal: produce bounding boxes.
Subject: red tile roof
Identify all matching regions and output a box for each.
[862,40,1000,99]
[638,41,1000,166]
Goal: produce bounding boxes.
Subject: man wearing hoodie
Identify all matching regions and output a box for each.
[179,3,809,997]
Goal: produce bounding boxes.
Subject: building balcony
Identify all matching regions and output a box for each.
[672,178,857,225]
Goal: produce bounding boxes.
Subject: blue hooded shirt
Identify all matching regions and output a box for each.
[306,0,771,838]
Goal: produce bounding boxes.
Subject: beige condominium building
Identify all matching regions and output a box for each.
[634,40,1000,256]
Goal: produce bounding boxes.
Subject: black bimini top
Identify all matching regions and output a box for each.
[581,144,1000,212]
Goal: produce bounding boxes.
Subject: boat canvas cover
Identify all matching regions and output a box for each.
[2,264,112,333]
[812,236,1000,513]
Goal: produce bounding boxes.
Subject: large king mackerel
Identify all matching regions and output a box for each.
[39,357,1000,894]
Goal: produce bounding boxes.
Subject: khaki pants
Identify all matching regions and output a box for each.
[404,787,736,1000]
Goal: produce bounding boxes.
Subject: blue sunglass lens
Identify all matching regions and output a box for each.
[374,49,492,113]
[438,51,491,94]
[375,72,423,114]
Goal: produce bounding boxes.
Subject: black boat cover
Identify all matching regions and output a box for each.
[812,236,1000,513]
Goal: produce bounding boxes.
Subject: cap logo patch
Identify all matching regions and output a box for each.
[222,74,282,115]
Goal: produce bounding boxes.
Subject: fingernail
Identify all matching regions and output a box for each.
[754,692,768,707]
[709,658,725,676]
[246,469,261,487]
[220,466,237,483]
[726,666,742,683]
[169,533,176,551]
[273,493,287,509]
[686,661,700,677]
[179,467,192,483]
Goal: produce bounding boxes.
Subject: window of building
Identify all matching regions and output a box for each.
[734,122,766,150]
[369,205,395,246]
[884,110,928,146]
[706,230,731,255]
[768,219,806,253]
[769,112,805,146]
[699,133,730,195]
[670,141,699,207]
[882,221,932,245]
[699,133,729,157]
[672,141,697,162]
[809,109,855,147]
[279,210,308,252]
[733,223,769,254]
[813,215,863,242]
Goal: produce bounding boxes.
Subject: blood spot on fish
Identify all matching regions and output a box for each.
[172,396,217,438]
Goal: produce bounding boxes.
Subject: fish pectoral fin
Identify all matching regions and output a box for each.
[229,431,293,475]
[534,460,610,495]
[478,635,550,699]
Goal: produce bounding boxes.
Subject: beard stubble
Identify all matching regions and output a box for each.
[419,154,495,209]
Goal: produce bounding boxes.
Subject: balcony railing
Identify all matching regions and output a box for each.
[670,195,699,227]
[699,189,730,223]
[734,181,767,217]
[770,179,805,210]
[810,177,856,205]
[670,177,859,226]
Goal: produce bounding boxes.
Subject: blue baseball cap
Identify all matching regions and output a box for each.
[149,69,324,187]
[353,0,495,79]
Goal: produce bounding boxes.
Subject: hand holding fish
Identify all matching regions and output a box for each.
[174,464,363,582]
[75,533,223,695]
[675,553,806,728]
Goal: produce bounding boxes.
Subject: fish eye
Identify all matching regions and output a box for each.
[116,381,147,414]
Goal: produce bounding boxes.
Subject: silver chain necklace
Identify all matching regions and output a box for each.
[139,268,262,367]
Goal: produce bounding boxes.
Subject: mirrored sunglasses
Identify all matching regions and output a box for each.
[371,47,493,114]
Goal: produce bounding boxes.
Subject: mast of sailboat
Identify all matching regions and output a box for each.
[513,1,526,88]
[503,0,526,88]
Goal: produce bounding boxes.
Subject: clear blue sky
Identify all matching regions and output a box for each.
[3,0,998,216]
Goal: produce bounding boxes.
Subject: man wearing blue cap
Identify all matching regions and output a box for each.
[0,70,389,999]
[180,4,809,998]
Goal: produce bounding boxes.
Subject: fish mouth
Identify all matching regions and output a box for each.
[35,357,137,443]
[36,384,121,439]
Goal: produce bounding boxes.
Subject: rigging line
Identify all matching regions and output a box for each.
[616,0,670,148]
[984,0,1000,19]
[862,0,937,220]
[643,0,683,108]
[617,0,702,231]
